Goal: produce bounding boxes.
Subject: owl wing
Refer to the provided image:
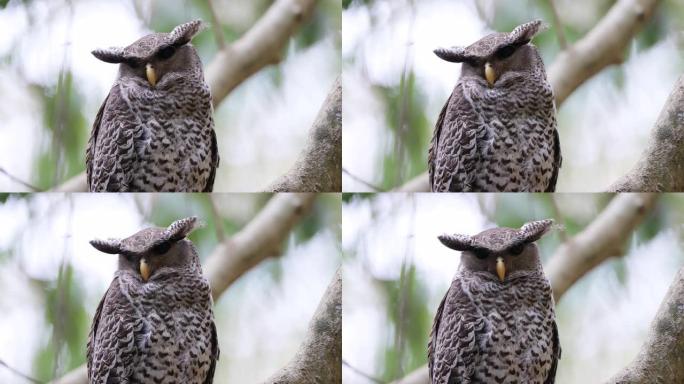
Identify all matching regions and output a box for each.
[544,320,561,384]
[428,93,451,191]
[86,92,109,191]
[87,277,142,382]
[203,126,219,192]
[428,278,485,383]
[86,85,138,192]
[545,126,562,192]
[203,319,220,384]
[430,85,481,192]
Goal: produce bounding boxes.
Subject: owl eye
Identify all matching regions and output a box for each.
[157,46,176,60]
[152,242,172,255]
[495,45,516,59]
[126,60,141,69]
[473,249,489,260]
[509,244,525,255]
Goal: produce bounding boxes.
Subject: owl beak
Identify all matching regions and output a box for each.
[140,258,151,281]
[485,62,496,87]
[496,257,506,282]
[146,63,157,87]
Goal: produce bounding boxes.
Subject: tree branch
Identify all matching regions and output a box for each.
[204,193,317,299]
[264,268,342,384]
[49,193,318,384]
[609,75,684,192]
[605,267,684,384]
[391,0,659,192]
[206,0,316,106]
[545,193,658,302]
[383,193,659,384]
[49,0,318,192]
[268,77,342,192]
[547,0,657,106]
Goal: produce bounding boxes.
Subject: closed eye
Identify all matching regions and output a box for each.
[494,44,516,59]
[156,46,176,60]
[509,243,525,255]
[151,241,172,255]
[473,249,489,259]
[126,59,142,69]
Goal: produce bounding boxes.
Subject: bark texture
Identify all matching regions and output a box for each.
[609,76,684,192]
[606,267,684,384]
[264,269,342,384]
[269,77,342,192]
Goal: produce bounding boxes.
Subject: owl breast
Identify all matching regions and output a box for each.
[117,79,215,192]
[119,272,215,384]
[464,274,556,383]
[432,71,558,192]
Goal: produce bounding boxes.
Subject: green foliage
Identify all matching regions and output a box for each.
[33,264,89,381]
[36,71,89,189]
[378,263,431,381]
[377,70,431,189]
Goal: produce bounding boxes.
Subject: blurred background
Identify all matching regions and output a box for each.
[342,0,684,192]
[342,193,683,383]
[0,193,341,383]
[0,0,341,192]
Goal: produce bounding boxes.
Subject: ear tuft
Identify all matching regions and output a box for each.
[165,216,200,242]
[518,219,554,243]
[438,233,473,251]
[92,47,125,63]
[90,238,122,254]
[168,19,205,46]
[509,19,548,45]
[434,46,468,63]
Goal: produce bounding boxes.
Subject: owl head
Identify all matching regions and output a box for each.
[90,217,202,282]
[92,20,205,88]
[438,219,553,282]
[434,20,548,88]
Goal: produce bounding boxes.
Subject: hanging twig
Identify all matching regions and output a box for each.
[206,0,226,49]
[342,360,384,384]
[0,167,41,192]
[547,0,568,49]
[0,359,43,384]
[342,168,385,192]
[207,194,226,242]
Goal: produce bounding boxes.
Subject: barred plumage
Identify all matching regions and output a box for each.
[87,217,219,384]
[429,219,560,384]
[429,20,561,192]
[87,20,219,192]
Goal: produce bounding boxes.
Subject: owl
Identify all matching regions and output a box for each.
[428,20,561,192]
[428,219,560,384]
[87,217,219,384]
[87,20,219,192]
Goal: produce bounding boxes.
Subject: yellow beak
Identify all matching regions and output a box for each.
[496,257,506,282]
[485,62,496,86]
[146,63,157,86]
[140,258,151,281]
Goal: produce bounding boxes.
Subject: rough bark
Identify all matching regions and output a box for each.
[269,77,342,192]
[391,0,659,192]
[605,267,684,384]
[49,0,318,192]
[49,193,318,384]
[609,75,684,192]
[264,268,342,384]
[545,193,658,302]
